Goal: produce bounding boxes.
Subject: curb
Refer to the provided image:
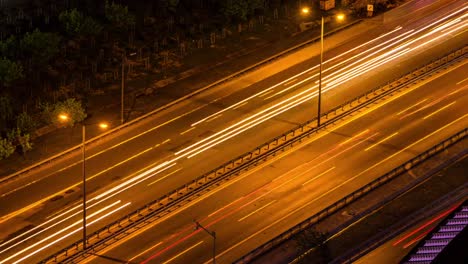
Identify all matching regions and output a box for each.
[0,19,362,185]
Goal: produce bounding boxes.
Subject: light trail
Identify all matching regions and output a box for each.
[0,200,125,264]
[2,5,466,263]
[174,11,466,159]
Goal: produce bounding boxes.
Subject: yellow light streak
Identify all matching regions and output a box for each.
[339,129,370,146]
[91,147,153,178]
[180,127,196,135]
[302,167,335,186]
[238,200,276,222]
[356,113,467,179]
[162,241,204,264]
[147,168,182,186]
[397,99,428,115]
[232,101,248,109]
[128,241,162,262]
[284,78,298,86]
[209,113,467,264]
[456,77,468,85]
[364,132,399,152]
[423,101,456,119]
[449,85,467,95]
[205,114,223,123]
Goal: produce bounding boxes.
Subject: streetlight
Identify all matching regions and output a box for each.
[301,8,345,127]
[194,220,216,264]
[59,114,109,250]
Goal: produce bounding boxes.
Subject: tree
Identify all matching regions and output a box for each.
[0,137,15,160]
[105,1,136,30]
[16,112,37,135]
[21,29,61,66]
[220,0,264,22]
[0,95,14,132]
[51,98,87,127]
[0,36,18,59]
[59,9,102,37]
[161,0,180,13]
[8,128,32,155]
[0,58,24,87]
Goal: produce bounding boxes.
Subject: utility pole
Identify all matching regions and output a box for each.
[194,220,216,264]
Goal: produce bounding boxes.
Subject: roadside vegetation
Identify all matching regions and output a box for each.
[0,0,402,159]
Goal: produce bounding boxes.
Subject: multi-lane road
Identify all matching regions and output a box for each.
[0,0,467,262]
[82,53,468,264]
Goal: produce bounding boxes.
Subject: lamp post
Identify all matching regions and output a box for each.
[59,114,108,250]
[301,8,345,127]
[194,220,216,264]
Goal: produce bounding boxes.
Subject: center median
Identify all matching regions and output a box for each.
[40,46,467,264]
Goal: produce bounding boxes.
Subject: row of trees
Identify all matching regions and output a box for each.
[1,0,397,161]
[0,0,275,159]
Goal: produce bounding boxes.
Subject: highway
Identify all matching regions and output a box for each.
[85,50,468,264]
[355,198,466,264]
[0,0,467,262]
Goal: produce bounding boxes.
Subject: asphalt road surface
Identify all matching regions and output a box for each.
[84,46,468,264]
[0,0,466,262]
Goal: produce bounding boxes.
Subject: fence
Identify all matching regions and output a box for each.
[40,45,467,263]
[234,128,467,263]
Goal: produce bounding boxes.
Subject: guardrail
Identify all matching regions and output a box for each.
[40,46,467,263]
[329,150,468,264]
[235,128,468,263]
[1,19,363,185]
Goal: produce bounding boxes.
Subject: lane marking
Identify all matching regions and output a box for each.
[180,127,196,135]
[452,28,468,37]
[302,167,336,186]
[0,147,152,224]
[148,168,182,186]
[423,101,456,119]
[396,98,428,115]
[238,200,276,222]
[448,85,467,95]
[161,240,204,264]
[355,113,467,181]
[128,241,162,262]
[284,78,298,86]
[232,101,248,109]
[456,77,468,85]
[263,93,279,100]
[339,129,370,146]
[212,113,467,262]
[205,114,222,123]
[365,132,399,151]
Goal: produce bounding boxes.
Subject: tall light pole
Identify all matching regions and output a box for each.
[81,124,86,249]
[59,114,109,251]
[318,15,324,127]
[194,220,216,264]
[301,8,345,127]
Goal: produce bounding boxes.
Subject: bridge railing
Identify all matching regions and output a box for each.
[41,45,467,263]
[234,128,467,263]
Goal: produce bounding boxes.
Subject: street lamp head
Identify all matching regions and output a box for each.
[336,13,345,21]
[301,7,310,15]
[58,114,69,122]
[99,123,109,129]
